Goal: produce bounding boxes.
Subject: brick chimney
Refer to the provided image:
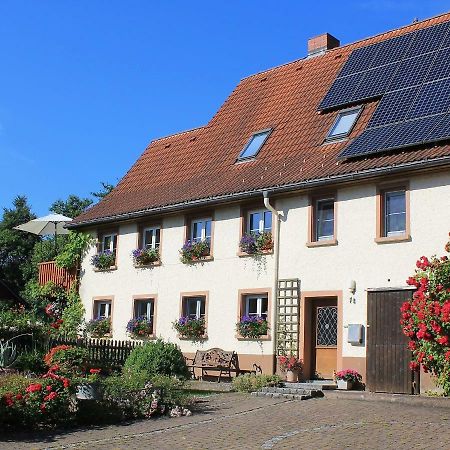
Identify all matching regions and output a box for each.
[307,33,340,57]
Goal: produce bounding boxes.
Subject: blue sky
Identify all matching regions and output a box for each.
[1,0,449,216]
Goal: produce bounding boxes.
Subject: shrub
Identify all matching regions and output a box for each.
[124,339,190,380]
[172,317,205,340]
[0,371,74,429]
[132,248,159,266]
[232,374,282,393]
[400,233,450,395]
[44,345,88,376]
[179,240,210,264]
[236,316,269,338]
[55,231,94,269]
[239,232,273,255]
[13,349,47,374]
[85,318,111,338]
[0,374,41,397]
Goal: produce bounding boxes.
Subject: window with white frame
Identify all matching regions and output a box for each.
[183,296,206,320]
[94,300,111,320]
[314,198,335,241]
[100,233,117,253]
[244,294,268,320]
[142,226,160,249]
[134,298,154,320]
[247,209,272,234]
[190,218,212,243]
[383,189,406,236]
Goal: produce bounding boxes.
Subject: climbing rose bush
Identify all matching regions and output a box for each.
[400,232,450,395]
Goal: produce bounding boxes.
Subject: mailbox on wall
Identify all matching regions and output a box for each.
[347,324,364,345]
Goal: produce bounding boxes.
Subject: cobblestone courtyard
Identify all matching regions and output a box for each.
[1,393,449,450]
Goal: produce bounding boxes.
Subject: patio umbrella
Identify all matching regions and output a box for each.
[14,213,73,255]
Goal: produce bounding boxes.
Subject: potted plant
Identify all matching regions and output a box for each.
[236,315,269,339]
[239,232,273,255]
[127,316,153,338]
[179,240,210,264]
[91,250,115,270]
[132,247,159,266]
[278,354,303,383]
[172,316,206,340]
[76,368,102,400]
[334,369,362,390]
[85,317,111,338]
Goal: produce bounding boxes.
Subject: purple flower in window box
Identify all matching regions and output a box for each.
[85,317,111,338]
[236,315,269,338]
[239,232,273,255]
[91,250,115,270]
[172,316,206,339]
[132,247,159,266]
[179,240,210,264]
[126,316,153,337]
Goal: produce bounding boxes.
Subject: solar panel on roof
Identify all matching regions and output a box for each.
[388,52,436,91]
[338,124,397,158]
[368,33,415,67]
[337,44,381,77]
[426,47,450,82]
[424,113,450,142]
[381,114,446,150]
[351,63,399,101]
[367,86,420,127]
[404,21,450,57]
[318,72,363,110]
[406,78,450,119]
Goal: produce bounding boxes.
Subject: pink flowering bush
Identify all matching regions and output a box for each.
[400,232,450,395]
[335,369,362,383]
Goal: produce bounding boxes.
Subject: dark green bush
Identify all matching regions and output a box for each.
[124,339,190,379]
[13,349,47,374]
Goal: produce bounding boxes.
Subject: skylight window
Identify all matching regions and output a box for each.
[237,129,272,160]
[326,107,362,141]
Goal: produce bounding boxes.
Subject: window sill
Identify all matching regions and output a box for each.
[237,249,274,258]
[178,334,208,341]
[134,260,162,268]
[129,334,157,340]
[306,239,338,248]
[374,234,411,244]
[235,334,271,341]
[93,265,117,272]
[183,255,214,264]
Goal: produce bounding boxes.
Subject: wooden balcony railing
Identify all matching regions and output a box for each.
[38,261,77,292]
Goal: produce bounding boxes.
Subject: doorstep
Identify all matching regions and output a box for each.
[325,389,450,409]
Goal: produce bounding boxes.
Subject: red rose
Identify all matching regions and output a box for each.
[26,383,43,393]
[63,378,70,388]
[89,368,101,374]
[437,336,449,346]
[40,403,46,412]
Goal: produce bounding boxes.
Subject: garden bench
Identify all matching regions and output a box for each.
[186,348,262,382]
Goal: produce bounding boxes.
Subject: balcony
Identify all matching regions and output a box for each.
[38,261,77,291]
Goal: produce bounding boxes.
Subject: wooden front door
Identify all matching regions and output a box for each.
[311,298,338,379]
[367,289,419,394]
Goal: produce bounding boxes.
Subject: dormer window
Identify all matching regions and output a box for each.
[326,107,361,141]
[237,129,272,161]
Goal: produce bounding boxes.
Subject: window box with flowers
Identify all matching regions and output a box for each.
[132,248,160,267]
[179,240,211,264]
[239,232,273,255]
[91,250,116,271]
[236,315,269,339]
[172,317,206,340]
[334,369,362,390]
[85,317,111,338]
[127,317,153,338]
[278,355,304,383]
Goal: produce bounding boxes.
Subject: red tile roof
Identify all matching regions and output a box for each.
[73,13,450,226]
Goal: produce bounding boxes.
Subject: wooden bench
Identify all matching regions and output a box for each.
[186,348,262,382]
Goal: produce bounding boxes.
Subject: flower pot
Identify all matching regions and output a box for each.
[285,369,299,383]
[76,382,101,400]
[337,379,353,390]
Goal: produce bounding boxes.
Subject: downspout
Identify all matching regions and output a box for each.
[263,191,280,375]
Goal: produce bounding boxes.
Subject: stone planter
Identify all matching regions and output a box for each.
[337,379,353,390]
[285,369,299,383]
[76,382,101,400]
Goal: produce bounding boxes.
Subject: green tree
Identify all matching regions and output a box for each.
[0,196,40,293]
[50,195,93,219]
[91,181,114,200]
